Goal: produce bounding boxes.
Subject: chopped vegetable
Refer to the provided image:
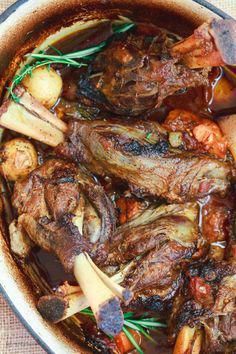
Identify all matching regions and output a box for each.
[115,329,141,354]
[163,109,227,158]
[173,325,202,354]
[193,122,227,159]
[201,195,233,260]
[0,138,38,181]
[163,109,205,133]
[116,197,143,225]
[81,308,166,354]
[8,21,135,102]
[210,75,236,113]
[169,132,183,147]
[23,66,63,108]
[9,220,32,258]
[189,277,214,307]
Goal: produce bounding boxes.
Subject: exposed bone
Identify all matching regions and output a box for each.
[210,19,236,66]
[74,253,124,336]
[19,213,125,335]
[38,292,87,323]
[38,261,135,323]
[0,87,67,147]
[85,253,133,304]
[192,330,202,354]
[84,202,102,244]
[171,19,236,68]
[15,87,67,133]
[173,326,202,354]
[218,114,236,161]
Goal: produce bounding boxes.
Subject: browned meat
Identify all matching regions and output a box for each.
[124,242,194,311]
[106,203,198,264]
[101,203,199,313]
[170,260,236,353]
[12,159,116,271]
[78,32,209,115]
[200,194,235,261]
[57,120,232,203]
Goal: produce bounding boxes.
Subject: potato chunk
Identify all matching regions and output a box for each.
[0,138,38,181]
[23,66,63,108]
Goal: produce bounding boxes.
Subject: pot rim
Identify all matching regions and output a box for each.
[0,1,230,353]
[0,0,231,25]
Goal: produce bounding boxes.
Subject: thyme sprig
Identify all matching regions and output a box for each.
[80,308,167,354]
[8,21,135,102]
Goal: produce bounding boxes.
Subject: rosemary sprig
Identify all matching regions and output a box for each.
[28,41,107,61]
[8,59,86,103]
[123,326,145,354]
[9,21,135,102]
[80,308,167,354]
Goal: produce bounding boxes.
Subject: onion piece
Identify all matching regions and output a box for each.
[173,326,202,354]
[0,138,38,181]
[218,114,236,160]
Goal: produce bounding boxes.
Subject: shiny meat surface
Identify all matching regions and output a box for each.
[57,120,232,203]
[170,260,236,352]
[78,33,209,115]
[12,159,116,271]
[103,203,199,312]
[106,203,198,264]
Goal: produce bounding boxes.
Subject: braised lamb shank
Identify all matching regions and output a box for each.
[79,19,236,116]
[79,32,209,116]
[107,202,200,313]
[12,158,116,271]
[57,120,232,203]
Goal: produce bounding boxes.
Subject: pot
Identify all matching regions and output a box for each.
[0,1,230,353]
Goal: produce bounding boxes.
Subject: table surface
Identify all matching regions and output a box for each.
[0,0,235,353]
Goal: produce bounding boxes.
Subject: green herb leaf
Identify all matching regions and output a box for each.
[146,132,152,140]
[9,19,135,102]
[80,307,166,353]
[49,45,63,56]
[124,320,156,344]
[113,22,135,34]
[123,311,135,319]
[123,326,144,354]
[128,319,167,329]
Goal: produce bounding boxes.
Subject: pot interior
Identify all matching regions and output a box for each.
[0,1,222,353]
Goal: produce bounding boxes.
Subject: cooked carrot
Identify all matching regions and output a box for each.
[116,197,142,225]
[115,330,141,354]
[163,109,202,132]
[193,122,227,158]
